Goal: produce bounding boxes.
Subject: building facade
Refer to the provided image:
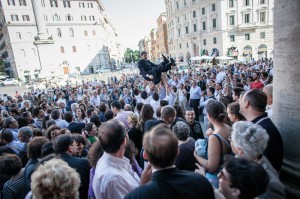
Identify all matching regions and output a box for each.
[165,0,274,62]
[156,12,169,61]
[0,0,123,81]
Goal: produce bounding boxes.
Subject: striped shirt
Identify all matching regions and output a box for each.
[3,176,27,199]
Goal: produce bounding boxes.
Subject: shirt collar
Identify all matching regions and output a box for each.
[152,165,176,173]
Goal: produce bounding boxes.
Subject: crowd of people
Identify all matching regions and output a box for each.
[0,52,286,199]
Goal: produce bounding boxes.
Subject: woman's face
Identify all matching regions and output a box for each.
[51,129,60,140]
[232,91,239,102]
[91,125,97,136]
[76,109,82,117]
[76,142,84,154]
[227,107,235,123]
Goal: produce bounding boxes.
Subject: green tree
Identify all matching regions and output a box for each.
[0,60,4,75]
[124,48,140,63]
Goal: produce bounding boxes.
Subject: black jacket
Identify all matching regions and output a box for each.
[252,113,283,171]
[59,153,90,199]
[124,168,214,199]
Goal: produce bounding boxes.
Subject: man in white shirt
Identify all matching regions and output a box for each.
[263,84,273,119]
[189,80,201,120]
[93,120,140,199]
[90,90,100,107]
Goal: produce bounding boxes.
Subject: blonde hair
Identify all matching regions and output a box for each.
[31,158,80,199]
[128,113,141,130]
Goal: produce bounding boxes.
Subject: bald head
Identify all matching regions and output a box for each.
[263,84,273,105]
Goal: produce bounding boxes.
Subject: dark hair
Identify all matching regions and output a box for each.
[111,100,122,110]
[85,123,94,133]
[53,134,74,154]
[244,89,267,112]
[87,141,103,167]
[0,129,13,143]
[76,107,86,119]
[46,119,56,128]
[140,91,148,100]
[64,111,73,123]
[152,92,159,101]
[133,88,139,96]
[22,111,31,118]
[224,158,269,199]
[87,108,95,117]
[173,104,184,119]
[0,154,22,176]
[206,100,226,123]
[140,104,154,123]
[156,107,162,118]
[46,124,61,140]
[161,105,176,119]
[51,109,61,120]
[140,51,147,56]
[233,87,245,97]
[124,139,137,164]
[72,134,87,145]
[160,100,169,107]
[98,120,126,153]
[104,110,114,120]
[90,115,101,128]
[208,87,215,95]
[32,106,43,118]
[227,102,246,121]
[136,102,144,112]
[41,142,55,157]
[16,116,28,128]
[32,128,43,137]
[28,137,49,159]
[0,146,17,156]
[9,108,19,116]
[99,103,106,113]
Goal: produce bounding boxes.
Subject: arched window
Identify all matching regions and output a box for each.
[20,49,26,57]
[72,46,76,53]
[57,28,62,37]
[60,46,65,53]
[32,48,36,56]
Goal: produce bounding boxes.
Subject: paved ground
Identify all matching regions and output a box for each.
[0,70,127,97]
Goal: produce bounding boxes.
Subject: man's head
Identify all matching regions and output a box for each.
[51,109,61,120]
[4,116,19,129]
[185,108,195,124]
[111,100,122,114]
[252,72,260,81]
[218,158,269,199]
[207,87,215,97]
[140,51,148,60]
[263,84,273,105]
[98,119,127,154]
[18,126,33,143]
[32,106,45,119]
[0,130,14,144]
[143,124,178,169]
[161,105,176,125]
[239,89,267,120]
[53,134,78,156]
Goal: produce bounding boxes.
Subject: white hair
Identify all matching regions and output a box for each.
[232,121,269,160]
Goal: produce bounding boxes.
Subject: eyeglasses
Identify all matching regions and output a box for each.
[228,136,232,142]
[218,169,232,186]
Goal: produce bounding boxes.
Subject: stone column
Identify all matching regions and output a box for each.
[273,1,300,198]
[31,0,48,40]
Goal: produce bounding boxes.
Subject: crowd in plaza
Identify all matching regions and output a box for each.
[0,52,286,199]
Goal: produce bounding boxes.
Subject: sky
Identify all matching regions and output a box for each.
[101,0,166,50]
